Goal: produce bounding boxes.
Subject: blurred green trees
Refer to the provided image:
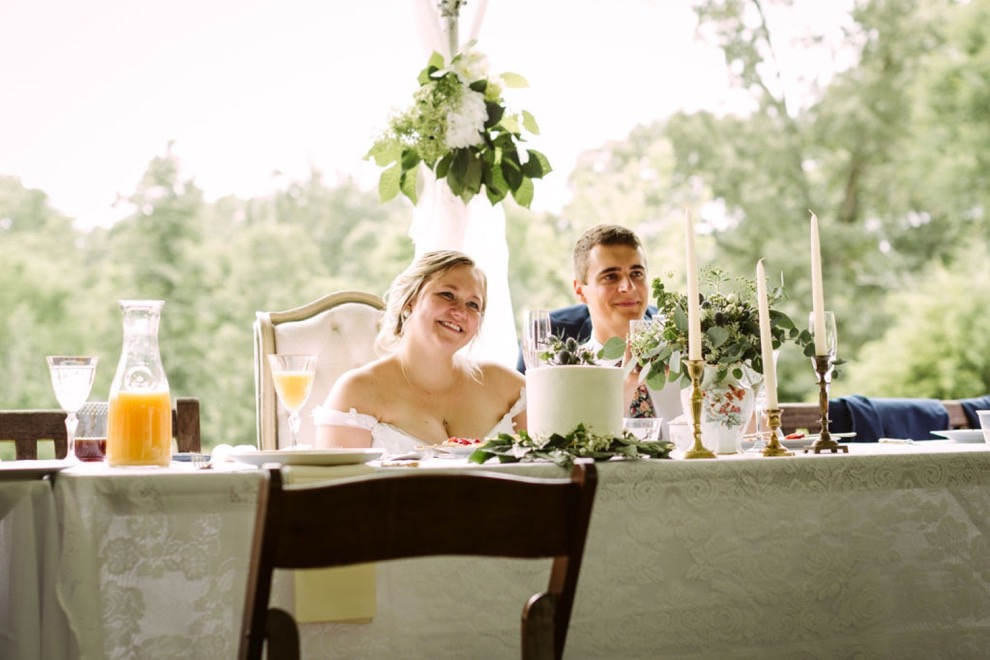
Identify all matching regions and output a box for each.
[4,0,990,449]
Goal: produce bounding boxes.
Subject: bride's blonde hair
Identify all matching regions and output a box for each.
[375,250,487,356]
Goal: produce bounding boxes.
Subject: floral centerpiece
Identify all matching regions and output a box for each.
[603,266,811,389]
[601,266,811,454]
[366,42,550,208]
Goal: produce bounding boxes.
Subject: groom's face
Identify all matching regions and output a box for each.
[573,243,649,343]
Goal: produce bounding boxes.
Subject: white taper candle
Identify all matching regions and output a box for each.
[684,209,702,361]
[810,212,827,355]
[756,259,779,409]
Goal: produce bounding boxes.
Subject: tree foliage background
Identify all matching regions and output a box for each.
[3,0,990,450]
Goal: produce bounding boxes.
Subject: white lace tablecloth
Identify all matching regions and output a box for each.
[298,442,990,659]
[0,477,68,660]
[52,463,264,660]
[6,442,990,659]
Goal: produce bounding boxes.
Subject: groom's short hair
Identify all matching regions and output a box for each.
[572,224,645,283]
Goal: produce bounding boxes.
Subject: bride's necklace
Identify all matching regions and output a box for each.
[397,357,459,436]
[397,356,459,395]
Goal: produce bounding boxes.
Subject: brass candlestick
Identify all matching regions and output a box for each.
[803,355,848,454]
[683,359,716,459]
[761,408,792,457]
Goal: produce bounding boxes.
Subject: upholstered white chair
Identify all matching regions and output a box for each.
[254,291,385,450]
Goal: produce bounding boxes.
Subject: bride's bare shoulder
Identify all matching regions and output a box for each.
[328,358,398,404]
[476,361,524,393]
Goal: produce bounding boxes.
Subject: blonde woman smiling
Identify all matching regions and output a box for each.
[314,250,525,451]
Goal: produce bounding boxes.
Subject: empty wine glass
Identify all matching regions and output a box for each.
[808,311,838,361]
[747,349,778,453]
[268,354,317,448]
[46,356,98,461]
[628,318,657,362]
[523,310,551,369]
[748,382,769,453]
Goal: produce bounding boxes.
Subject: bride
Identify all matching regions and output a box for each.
[314,250,526,451]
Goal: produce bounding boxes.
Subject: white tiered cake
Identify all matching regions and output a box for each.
[526,365,624,438]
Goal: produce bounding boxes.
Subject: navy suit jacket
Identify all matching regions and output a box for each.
[515,304,657,374]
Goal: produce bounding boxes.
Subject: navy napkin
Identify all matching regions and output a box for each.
[829,395,949,442]
[959,395,990,429]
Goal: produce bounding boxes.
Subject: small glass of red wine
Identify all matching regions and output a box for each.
[75,402,108,462]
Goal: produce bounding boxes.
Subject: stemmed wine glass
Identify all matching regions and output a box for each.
[522,310,551,370]
[268,354,317,449]
[808,311,838,363]
[46,356,98,461]
[749,382,769,453]
[747,349,779,453]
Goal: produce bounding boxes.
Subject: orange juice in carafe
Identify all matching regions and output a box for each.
[106,300,172,467]
[107,390,172,466]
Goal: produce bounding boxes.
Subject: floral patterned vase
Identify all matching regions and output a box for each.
[680,363,759,454]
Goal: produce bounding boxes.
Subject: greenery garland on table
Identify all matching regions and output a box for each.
[468,424,674,469]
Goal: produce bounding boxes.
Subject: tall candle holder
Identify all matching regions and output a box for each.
[684,359,716,459]
[803,355,848,454]
[761,408,792,457]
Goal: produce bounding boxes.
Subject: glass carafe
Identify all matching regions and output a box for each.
[106,300,172,467]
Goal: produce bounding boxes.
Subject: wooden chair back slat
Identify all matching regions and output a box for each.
[942,400,970,429]
[0,397,202,459]
[0,411,68,460]
[173,397,202,453]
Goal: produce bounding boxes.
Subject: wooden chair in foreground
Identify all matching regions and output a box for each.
[239,462,598,660]
[0,397,202,459]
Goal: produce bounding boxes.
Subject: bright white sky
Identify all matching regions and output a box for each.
[0,0,853,229]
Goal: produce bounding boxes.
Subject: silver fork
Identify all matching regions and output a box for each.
[190,454,212,470]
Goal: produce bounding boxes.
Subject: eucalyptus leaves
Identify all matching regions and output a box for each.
[468,424,673,468]
[366,45,550,207]
[603,267,811,389]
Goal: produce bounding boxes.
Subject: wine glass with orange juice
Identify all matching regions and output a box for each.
[268,354,317,448]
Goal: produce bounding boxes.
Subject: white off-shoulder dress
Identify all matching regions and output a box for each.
[312,389,526,453]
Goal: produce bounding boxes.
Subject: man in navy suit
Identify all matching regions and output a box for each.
[516,224,681,434]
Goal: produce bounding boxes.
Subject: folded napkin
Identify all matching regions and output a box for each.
[959,395,990,429]
[830,395,949,442]
[283,464,377,624]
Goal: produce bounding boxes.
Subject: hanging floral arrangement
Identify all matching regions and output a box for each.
[366,41,551,208]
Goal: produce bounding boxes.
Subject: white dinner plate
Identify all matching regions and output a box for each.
[773,432,856,450]
[414,442,487,456]
[227,448,385,467]
[435,443,486,456]
[931,429,985,444]
[0,459,71,480]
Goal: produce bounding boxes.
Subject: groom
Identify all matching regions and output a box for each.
[516,224,681,435]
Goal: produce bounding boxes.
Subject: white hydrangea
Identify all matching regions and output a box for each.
[445,88,487,149]
[451,48,489,84]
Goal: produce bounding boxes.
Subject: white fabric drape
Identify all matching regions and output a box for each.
[408,0,518,368]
